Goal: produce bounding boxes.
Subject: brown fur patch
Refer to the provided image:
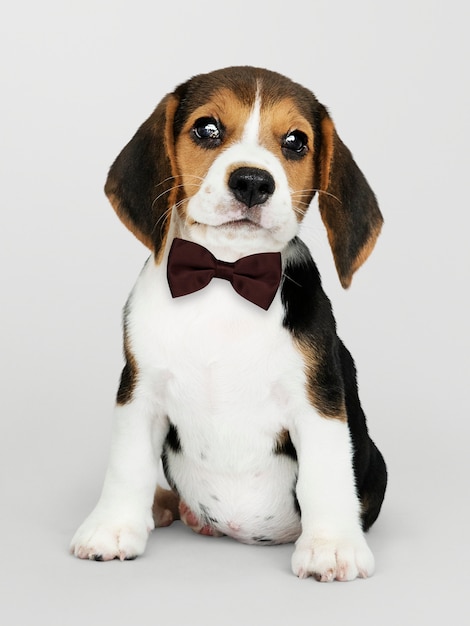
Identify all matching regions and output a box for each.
[294,337,347,421]
[152,485,180,527]
[104,94,181,260]
[107,190,154,251]
[259,98,315,220]
[174,88,253,220]
[116,335,139,405]
[274,429,297,460]
[319,115,336,191]
[317,115,343,280]
[349,225,383,279]
[318,113,383,288]
[154,94,181,264]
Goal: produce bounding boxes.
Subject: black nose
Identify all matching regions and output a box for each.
[228,167,275,208]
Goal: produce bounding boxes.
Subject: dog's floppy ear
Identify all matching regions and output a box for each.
[104,93,180,253]
[317,107,383,288]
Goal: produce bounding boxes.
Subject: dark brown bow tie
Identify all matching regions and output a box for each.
[167,238,282,310]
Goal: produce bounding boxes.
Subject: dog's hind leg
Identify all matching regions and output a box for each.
[152,485,180,527]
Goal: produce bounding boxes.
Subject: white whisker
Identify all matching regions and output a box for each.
[291,188,342,205]
[151,206,173,236]
[151,181,202,210]
[281,272,302,288]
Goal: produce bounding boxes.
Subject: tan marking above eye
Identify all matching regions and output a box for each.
[175,89,253,200]
[259,99,313,151]
[181,88,253,146]
[259,99,315,218]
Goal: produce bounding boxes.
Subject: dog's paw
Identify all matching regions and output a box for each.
[291,533,375,582]
[70,512,152,561]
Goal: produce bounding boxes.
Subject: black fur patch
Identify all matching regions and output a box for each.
[338,342,388,530]
[281,238,345,417]
[116,304,138,405]
[200,504,218,525]
[116,361,135,405]
[166,422,182,453]
[281,237,387,529]
[274,429,297,461]
[161,422,182,493]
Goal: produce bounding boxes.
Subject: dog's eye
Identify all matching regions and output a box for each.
[282,130,308,160]
[192,117,223,148]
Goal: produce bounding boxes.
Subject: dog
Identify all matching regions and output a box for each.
[70,66,387,582]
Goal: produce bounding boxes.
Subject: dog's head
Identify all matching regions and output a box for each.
[105,66,382,287]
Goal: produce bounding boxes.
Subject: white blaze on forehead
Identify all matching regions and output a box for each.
[241,89,262,145]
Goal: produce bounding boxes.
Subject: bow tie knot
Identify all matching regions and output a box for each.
[167,238,282,310]
[213,259,236,282]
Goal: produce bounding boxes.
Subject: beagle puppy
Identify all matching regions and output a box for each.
[70,66,387,582]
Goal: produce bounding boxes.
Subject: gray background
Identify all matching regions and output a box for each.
[1,0,468,624]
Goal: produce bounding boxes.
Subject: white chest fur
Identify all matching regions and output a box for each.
[126,255,308,543]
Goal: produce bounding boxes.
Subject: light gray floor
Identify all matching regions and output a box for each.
[1,1,469,624]
[2,447,468,625]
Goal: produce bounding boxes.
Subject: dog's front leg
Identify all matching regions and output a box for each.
[291,415,374,582]
[70,397,166,561]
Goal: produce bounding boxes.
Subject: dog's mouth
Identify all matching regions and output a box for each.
[221,218,262,229]
[192,216,264,231]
